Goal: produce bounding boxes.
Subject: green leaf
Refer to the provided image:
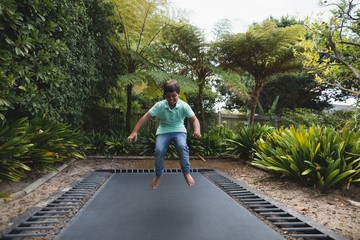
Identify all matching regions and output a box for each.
[0,192,12,201]
[302,168,313,175]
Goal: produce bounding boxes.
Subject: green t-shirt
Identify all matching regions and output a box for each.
[149,99,195,135]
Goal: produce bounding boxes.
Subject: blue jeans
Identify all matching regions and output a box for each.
[154,132,190,177]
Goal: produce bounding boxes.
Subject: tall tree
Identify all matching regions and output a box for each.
[109,0,171,133]
[259,73,332,112]
[297,0,360,95]
[215,20,306,126]
[157,23,217,132]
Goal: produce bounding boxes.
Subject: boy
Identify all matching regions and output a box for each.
[127,80,201,189]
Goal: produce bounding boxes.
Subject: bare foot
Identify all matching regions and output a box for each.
[151,176,162,189]
[184,174,195,187]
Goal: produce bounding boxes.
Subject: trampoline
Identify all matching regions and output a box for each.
[1,169,347,240]
[55,170,285,240]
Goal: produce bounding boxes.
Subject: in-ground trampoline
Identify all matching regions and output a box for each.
[1,169,347,240]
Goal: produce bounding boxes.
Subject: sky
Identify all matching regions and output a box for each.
[170,0,331,40]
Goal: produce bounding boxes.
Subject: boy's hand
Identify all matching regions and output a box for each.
[192,131,201,139]
[127,132,138,142]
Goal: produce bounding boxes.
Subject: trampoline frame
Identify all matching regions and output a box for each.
[0,169,347,240]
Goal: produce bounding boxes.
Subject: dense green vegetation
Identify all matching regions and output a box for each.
[0,117,84,200]
[0,0,121,124]
[0,0,359,199]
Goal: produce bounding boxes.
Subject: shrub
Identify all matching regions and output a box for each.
[0,117,85,199]
[25,117,85,171]
[105,129,132,156]
[281,108,322,127]
[253,125,360,193]
[189,123,236,158]
[84,130,108,156]
[0,118,32,185]
[224,123,274,159]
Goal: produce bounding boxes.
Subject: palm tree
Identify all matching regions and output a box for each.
[109,0,171,132]
[216,20,306,126]
[158,23,217,132]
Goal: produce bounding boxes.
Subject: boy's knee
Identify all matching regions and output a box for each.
[154,146,167,157]
[177,144,189,153]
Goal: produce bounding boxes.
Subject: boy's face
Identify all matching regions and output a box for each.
[165,91,179,108]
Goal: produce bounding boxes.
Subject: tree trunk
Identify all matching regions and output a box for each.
[198,82,205,133]
[125,83,133,133]
[249,78,264,126]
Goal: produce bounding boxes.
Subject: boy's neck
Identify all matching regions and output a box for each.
[169,102,177,109]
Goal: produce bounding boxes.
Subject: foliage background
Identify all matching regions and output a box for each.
[0,0,121,126]
[0,0,359,199]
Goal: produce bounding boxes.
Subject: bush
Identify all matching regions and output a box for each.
[0,0,121,126]
[25,117,85,171]
[281,108,322,127]
[253,125,360,193]
[189,123,236,158]
[84,130,108,156]
[0,118,32,185]
[224,123,274,159]
[105,129,132,156]
[0,117,85,199]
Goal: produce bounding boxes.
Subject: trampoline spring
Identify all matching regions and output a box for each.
[47,203,80,207]
[71,189,94,192]
[31,216,66,219]
[266,216,297,221]
[15,226,55,231]
[290,233,329,238]
[248,204,275,208]
[223,187,242,191]
[243,200,268,204]
[234,195,259,199]
[254,208,282,212]
[2,233,48,238]
[273,222,308,226]
[53,199,82,202]
[58,196,85,199]
[63,193,89,196]
[42,207,73,211]
[232,193,256,197]
[23,220,59,225]
[75,184,97,187]
[73,186,96,190]
[282,227,316,231]
[260,212,290,216]
[228,190,249,193]
[37,211,71,214]
[240,197,263,201]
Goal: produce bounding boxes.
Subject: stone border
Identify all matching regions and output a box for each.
[0,160,73,206]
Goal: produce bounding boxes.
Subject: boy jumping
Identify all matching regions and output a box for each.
[127,80,201,189]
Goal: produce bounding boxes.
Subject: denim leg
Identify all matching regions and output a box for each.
[173,133,190,174]
[154,134,171,177]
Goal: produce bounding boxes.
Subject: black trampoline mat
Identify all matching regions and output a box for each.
[55,172,285,240]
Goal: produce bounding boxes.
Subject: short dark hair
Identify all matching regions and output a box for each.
[163,80,180,94]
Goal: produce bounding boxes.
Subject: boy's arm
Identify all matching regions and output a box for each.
[127,112,152,142]
[189,115,201,139]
